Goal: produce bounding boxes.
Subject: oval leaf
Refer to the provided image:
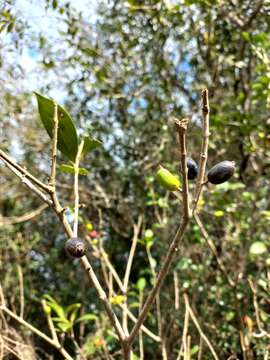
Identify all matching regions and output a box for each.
[75,313,98,323]
[59,164,89,176]
[35,92,78,161]
[82,136,102,156]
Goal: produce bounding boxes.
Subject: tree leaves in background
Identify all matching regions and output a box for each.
[35,92,78,161]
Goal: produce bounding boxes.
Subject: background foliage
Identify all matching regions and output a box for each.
[0,0,270,358]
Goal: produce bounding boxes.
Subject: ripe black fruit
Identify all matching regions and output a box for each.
[207,161,235,184]
[187,158,198,180]
[65,237,86,258]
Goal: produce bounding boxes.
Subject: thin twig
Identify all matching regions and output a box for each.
[0,305,73,360]
[128,118,191,346]
[80,256,126,344]
[0,150,51,193]
[174,271,180,310]
[184,294,219,360]
[92,242,161,342]
[182,298,190,360]
[192,89,210,212]
[99,247,125,292]
[194,213,235,288]
[17,265,24,319]
[73,140,85,237]
[139,291,144,360]
[248,279,270,339]
[175,118,191,218]
[146,247,165,356]
[41,300,58,343]
[0,159,52,206]
[122,216,142,335]
[0,204,48,226]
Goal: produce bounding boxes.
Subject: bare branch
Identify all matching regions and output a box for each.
[0,204,48,226]
[0,150,51,194]
[184,294,219,360]
[129,118,191,345]
[73,139,85,237]
[0,304,73,360]
[0,159,52,206]
[192,89,210,212]
[122,216,143,335]
[194,213,235,288]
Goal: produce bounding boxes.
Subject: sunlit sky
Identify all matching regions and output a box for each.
[4,0,99,102]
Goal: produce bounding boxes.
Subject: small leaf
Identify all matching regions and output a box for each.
[35,92,78,161]
[137,278,146,292]
[82,136,102,155]
[43,295,66,320]
[66,303,81,314]
[249,242,267,255]
[59,164,89,176]
[56,321,72,332]
[75,313,98,323]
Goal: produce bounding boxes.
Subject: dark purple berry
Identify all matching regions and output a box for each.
[207,161,235,184]
[65,237,86,258]
[187,158,198,180]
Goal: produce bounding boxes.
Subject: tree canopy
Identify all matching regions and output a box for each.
[0,0,270,359]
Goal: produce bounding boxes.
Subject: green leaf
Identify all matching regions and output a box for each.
[82,136,102,155]
[66,303,81,314]
[43,294,66,320]
[75,313,98,323]
[136,277,146,292]
[55,321,72,332]
[249,242,267,255]
[35,92,78,161]
[59,164,89,176]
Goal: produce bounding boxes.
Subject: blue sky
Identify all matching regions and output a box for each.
[4,0,98,102]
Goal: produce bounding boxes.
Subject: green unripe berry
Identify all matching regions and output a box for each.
[156,165,181,191]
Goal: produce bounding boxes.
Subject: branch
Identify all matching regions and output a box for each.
[184,294,219,360]
[0,150,51,194]
[41,300,58,343]
[0,291,73,360]
[73,139,85,237]
[17,265,24,319]
[122,216,142,335]
[194,213,235,288]
[0,158,52,206]
[192,89,210,212]
[174,118,191,218]
[0,204,48,226]
[1,149,127,350]
[80,256,126,344]
[248,279,270,339]
[128,118,191,345]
